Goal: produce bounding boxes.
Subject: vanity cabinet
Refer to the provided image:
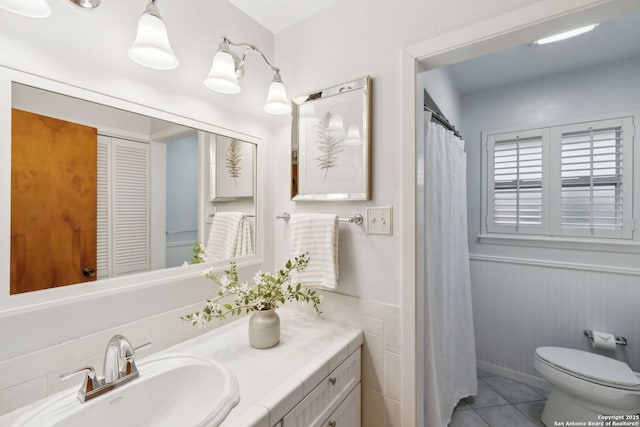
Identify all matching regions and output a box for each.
[279,348,361,427]
[321,384,361,427]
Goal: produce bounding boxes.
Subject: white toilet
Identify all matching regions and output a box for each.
[534,347,640,426]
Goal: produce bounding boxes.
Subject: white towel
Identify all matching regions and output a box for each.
[289,213,339,289]
[205,212,245,261]
[235,217,253,258]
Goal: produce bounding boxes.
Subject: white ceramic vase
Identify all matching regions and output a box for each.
[248,308,280,349]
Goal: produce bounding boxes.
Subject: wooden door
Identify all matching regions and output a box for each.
[11,109,98,294]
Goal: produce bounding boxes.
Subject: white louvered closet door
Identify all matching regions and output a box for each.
[96,136,110,279]
[111,137,150,276]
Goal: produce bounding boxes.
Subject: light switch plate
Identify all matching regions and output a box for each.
[206,206,217,224]
[366,207,393,235]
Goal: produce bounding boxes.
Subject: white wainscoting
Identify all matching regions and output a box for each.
[470,255,640,386]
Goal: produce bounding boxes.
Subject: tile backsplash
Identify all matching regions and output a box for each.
[0,301,222,415]
[0,292,402,427]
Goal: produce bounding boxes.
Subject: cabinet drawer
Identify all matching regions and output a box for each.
[322,383,361,427]
[283,348,361,427]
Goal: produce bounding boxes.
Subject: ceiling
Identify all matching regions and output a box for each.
[446,11,640,95]
[226,0,345,34]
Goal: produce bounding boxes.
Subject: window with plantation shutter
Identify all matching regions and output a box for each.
[554,118,633,239]
[487,129,548,234]
[483,114,636,243]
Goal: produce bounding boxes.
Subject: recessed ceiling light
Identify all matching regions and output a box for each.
[534,24,599,45]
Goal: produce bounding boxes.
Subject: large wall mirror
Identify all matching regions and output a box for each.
[9,82,257,296]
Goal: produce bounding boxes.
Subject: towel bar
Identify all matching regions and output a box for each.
[276,212,363,225]
[583,329,627,346]
[208,213,255,218]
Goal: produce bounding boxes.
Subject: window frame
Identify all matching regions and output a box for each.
[480,112,638,250]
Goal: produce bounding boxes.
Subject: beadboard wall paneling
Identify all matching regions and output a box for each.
[470,257,640,381]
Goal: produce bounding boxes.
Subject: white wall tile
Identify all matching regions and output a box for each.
[362,333,384,392]
[384,311,401,354]
[383,351,401,400]
[1,291,401,421]
[359,300,399,321]
[295,290,361,327]
[0,340,77,390]
[0,377,47,415]
[383,397,402,427]
[362,386,385,427]
[291,293,403,417]
[362,315,384,336]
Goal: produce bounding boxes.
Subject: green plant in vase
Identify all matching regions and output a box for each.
[182,252,321,348]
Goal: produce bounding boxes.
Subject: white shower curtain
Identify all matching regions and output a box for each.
[422,117,477,427]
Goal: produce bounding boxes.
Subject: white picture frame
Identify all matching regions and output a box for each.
[209,134,255,201]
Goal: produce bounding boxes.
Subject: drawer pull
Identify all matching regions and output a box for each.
[329,377,337,386]
[328,421,336,427]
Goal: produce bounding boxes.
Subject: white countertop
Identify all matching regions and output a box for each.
[1,307,363,427]
[175,307,363,427]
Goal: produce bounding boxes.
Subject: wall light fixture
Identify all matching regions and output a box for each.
[1,0,290,114]
[205,36,292,115]
[128,0,179,70]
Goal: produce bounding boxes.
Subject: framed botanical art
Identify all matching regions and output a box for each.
[291,76,371,201]
[209,134,255,201]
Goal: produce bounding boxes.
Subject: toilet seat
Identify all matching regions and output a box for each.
[535,347,640,391]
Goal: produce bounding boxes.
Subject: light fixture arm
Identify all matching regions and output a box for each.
[145,0,161,19]
[222,36,280,75]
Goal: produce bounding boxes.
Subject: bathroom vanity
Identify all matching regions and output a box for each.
[0,308,363,427]
[185,308,363,427]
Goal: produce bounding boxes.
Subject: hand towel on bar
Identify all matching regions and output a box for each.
[235,216,253,258]
[289,213,339,289]
[205,212,245,261]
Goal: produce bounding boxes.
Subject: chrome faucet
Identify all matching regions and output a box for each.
[103,335,139,384]
[60,335,151,402]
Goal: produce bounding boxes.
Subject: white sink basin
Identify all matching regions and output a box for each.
[12,353,239,427]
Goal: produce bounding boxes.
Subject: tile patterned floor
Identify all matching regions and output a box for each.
[448,369,550,427]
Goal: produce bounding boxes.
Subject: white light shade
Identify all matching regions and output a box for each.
[534,24,598,45]
[345,125,362,146]
[263,80,291,115]
[204,50,241,94]
[0,0,51,18]
[128,11,179,70]
[328,114,345,137]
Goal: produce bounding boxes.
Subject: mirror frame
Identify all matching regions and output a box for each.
[0,67,265,314]
[291,76,371,201]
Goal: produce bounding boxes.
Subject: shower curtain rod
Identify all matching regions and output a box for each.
[424,106,462,138]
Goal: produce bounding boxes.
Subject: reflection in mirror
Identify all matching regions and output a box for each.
[10,83,256,295]
[203,134,256,262]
